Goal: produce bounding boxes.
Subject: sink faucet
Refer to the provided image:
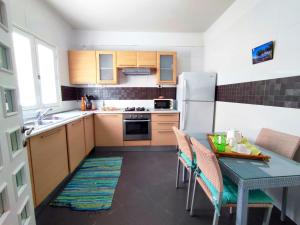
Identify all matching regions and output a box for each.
[35,108,53,124]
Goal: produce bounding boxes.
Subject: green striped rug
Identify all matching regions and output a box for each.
[51,157,123,211]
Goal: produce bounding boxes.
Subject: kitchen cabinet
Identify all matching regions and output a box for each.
[116,51,137,67]
[66,118,86,172]
[151,113,179,146]
[84,115,95,155]
[95,114,123,146]
[68,50,97,84]
[96,50,118,84]
[137,51,157,67]
[29,126,69,206]
[157,52,177,84]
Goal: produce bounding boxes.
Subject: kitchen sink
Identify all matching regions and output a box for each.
[23,115,65,132]
[42,115,64,121]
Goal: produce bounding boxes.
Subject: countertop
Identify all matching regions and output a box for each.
[25,109,180,138]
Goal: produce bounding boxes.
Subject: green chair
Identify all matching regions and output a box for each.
[190,137,273,225]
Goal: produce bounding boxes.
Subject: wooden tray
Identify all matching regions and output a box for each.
[207,134,270,161]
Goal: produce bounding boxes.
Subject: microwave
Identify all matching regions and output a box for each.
[154,99,174,109]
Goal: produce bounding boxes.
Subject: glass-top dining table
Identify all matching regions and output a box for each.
[187,132,300,225]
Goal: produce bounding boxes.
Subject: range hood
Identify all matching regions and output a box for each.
[122,68,151,75]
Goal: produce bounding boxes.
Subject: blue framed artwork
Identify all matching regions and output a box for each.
[252,41,274,64]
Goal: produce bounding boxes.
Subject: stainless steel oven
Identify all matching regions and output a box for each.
[123,113,151,141]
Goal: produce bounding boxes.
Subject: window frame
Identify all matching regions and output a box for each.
[12,27,60,110]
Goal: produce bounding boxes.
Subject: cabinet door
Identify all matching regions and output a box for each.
[67,119,86,172]
[157,52,177,84]
[84,115,95,155]
[137,51,157,67]
[96,50,117,84]
[95,114,123,146]
[116,51,137,67]
[151,130,177,146]
[151,113,179,146]
[69,50,97,84]
[29,126,69,206]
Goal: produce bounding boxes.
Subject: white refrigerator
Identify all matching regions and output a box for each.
[177,72,216,133]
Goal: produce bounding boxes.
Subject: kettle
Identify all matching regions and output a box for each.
[226,129,242,145]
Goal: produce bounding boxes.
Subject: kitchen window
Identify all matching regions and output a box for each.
[12,29,59,110]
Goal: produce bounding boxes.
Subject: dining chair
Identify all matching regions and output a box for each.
[256,128,300,221]
[256,128,300,159]
[173,126,196,210]
[189,137,273,225]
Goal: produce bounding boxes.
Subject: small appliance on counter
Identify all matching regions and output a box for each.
[153,98,174,109]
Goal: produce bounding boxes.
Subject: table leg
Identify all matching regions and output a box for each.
[281,187,288,221]
[236,183,249,225]
[182,166,186,183]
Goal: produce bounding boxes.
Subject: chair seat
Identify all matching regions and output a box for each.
[179,151,196,169]
[198,172,273,206]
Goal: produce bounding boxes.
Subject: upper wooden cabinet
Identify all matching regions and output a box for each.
[68,50,97,84]
[116,51,137,67]
[96,50,118,84]
[137,51,157,67]
[68,50,177,85]
[157,52,177,85]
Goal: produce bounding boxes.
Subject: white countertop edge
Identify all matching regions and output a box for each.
[26,109,180,137]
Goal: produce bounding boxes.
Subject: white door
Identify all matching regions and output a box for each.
[180,101,215,133]
[178,72,216,101]
[0,1,36,225]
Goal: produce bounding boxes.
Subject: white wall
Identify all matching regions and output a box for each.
[204,0,300,223]
[72,30,204,87]
[11,0,78,118]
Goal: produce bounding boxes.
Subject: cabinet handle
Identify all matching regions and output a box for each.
[158,130,174,133]
[118,64,135,67]
[158,122,177,125]
[41,128,61,138]
[157,114,177,117]
[138,65,155,67]
[71,119,82,126]
[100,114,119,117]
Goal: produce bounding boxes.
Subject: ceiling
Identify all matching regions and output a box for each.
[45,0,234,32]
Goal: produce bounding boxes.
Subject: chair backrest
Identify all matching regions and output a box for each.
[190,137,223,193]
[256,128,300,159]
[172,127,194,162]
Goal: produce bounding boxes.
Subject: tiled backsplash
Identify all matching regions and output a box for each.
[216,76,300,109]
[61,86,177,101]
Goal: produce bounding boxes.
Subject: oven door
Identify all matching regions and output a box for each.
[123,119,151,141]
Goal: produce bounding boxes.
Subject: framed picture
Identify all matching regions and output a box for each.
[252,41,274,64]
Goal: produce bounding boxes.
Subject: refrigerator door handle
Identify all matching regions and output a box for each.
[182,101,188,130]
[183,79,187,100]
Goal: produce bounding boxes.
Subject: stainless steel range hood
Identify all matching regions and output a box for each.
[122,68,151,75]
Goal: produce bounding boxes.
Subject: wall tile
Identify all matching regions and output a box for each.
[216,76,300,109]
[61,86,177,101]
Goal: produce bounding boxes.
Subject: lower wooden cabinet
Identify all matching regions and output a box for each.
[95,114,123,146]
[67,118,86,172]
[29,126,69,206]
[84,115,95,155]
[151,113,179,146]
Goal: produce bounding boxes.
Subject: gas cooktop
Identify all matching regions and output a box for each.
[124,107,149,112]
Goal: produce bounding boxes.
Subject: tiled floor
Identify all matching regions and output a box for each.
[36,149,296,225]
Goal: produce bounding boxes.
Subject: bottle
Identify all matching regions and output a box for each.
[81,97,86,111]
